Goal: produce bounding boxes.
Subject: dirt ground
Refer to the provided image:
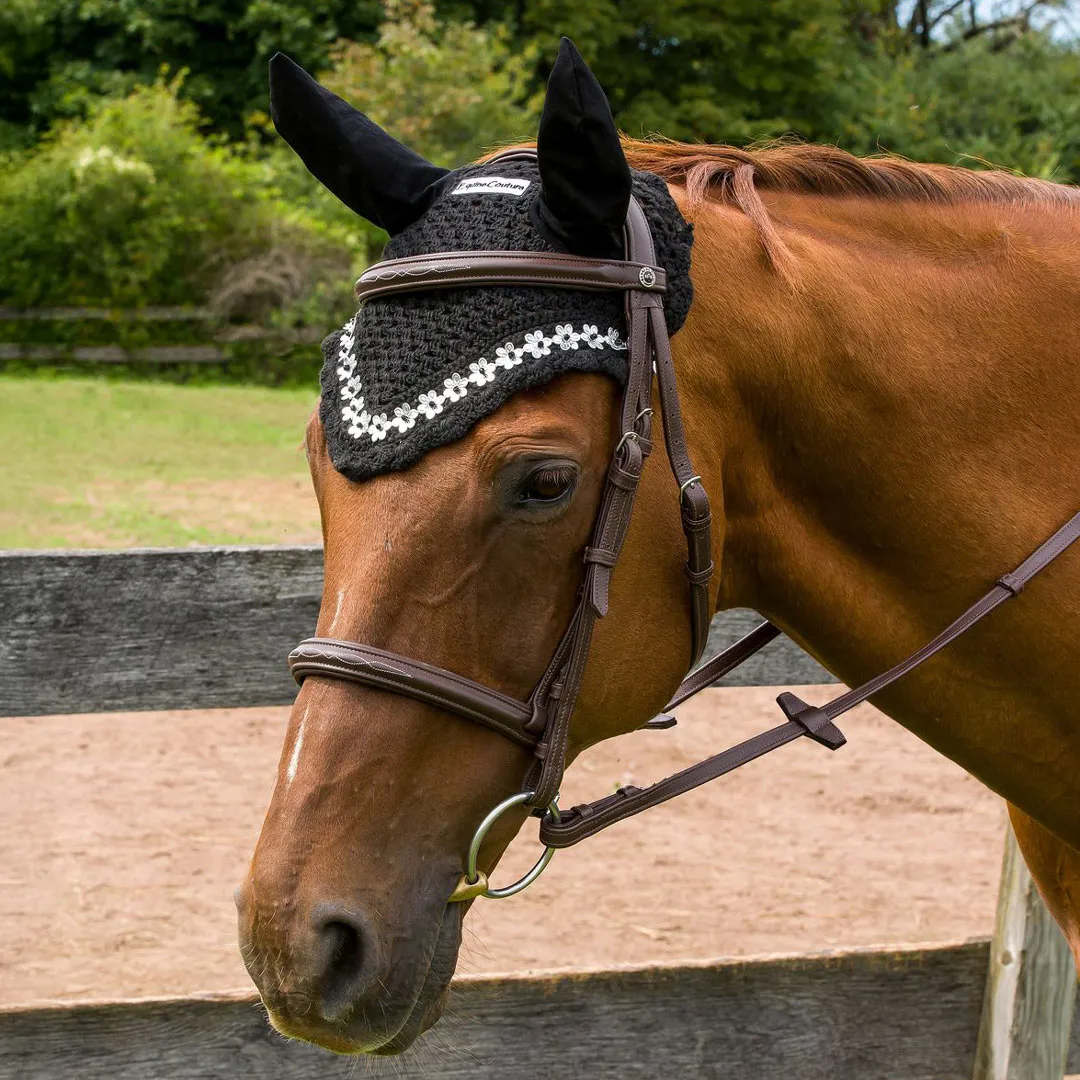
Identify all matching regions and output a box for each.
[0,685,1007,1007]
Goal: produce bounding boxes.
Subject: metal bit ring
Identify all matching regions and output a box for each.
[448,791,560,902]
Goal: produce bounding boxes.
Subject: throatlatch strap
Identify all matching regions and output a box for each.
[539,509,1080,848]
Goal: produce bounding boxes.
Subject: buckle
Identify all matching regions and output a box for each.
[614,408,654,456]
[679,475,702,498]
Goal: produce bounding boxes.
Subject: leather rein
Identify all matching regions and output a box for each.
[289,149,1080,902]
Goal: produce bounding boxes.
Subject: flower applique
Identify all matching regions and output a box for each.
[391,403,419,432]
[442,373,469,401]
[552,324,581,350]
[335,319,626,445]
[417,390,444,419]
[521,330,552,359]
[494,343,520,369]
[468,359,498,386]
[582,324,606,349]
[368,413,390,441]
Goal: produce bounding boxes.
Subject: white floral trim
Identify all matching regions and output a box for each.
[335,319,627,444]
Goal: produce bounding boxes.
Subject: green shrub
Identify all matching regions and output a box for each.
[831,33,1080,182]
[0,77,365,317]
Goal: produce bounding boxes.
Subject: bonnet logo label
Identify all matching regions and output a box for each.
[451,177,531,197]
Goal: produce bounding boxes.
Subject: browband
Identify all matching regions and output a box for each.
[355,250,668,303]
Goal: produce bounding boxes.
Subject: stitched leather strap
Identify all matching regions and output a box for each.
[667,620,782,709]
[355,250,667,303]
[523,194,713,810]
[540,715,840,849]
[289,639,540,748]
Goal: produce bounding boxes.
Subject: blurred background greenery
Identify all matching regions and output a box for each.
[2,0,1077,545]
[3,0,1079,327]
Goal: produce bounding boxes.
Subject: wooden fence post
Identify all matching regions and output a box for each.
[972,824,1077,1080]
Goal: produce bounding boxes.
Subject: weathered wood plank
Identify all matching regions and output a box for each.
[0,306,215,321]
[0,547,323,715]
[972,826,1078,1080]
[0,344,224,363]
[0,548,834,717]
[0,943,994,1080]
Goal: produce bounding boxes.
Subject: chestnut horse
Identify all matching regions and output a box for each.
[237,55,1080,1055]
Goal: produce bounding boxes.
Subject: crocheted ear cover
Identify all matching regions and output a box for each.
[319,156,693,482]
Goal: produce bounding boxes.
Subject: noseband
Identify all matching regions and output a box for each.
[290,149,1080,903]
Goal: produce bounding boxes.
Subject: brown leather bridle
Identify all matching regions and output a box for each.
[289,149,1080,901]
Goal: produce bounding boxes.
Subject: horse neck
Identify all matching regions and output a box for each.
[679,187,1080,691]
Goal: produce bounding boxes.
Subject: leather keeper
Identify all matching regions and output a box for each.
[587,563,612,618]
[776,692,847,750]
[685,560,715,586]
[607,462,642,491]
[680,483,712,526]
[524,698,549,736]
[629,289,664,310]
[997,571,1025,595]
[584,546,618,568]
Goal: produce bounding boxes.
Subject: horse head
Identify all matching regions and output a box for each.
[235,39,711,1054]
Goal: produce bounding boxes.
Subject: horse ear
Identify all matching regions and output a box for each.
[534,38,631,258]
[268,53,449,235]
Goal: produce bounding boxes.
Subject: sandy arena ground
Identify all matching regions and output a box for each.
[0,685,1007,1007]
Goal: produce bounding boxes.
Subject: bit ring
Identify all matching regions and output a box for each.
[449,791,560,901]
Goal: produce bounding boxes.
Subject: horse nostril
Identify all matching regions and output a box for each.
[315,909,375,1023]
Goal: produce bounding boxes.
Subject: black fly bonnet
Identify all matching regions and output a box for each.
[319,159,692,480]
[270,51,692,482]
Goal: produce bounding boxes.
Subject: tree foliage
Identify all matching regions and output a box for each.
[465,0,856,143]
[0,79,359,310]
[324,0,541,167]
[835,30,1080,180]
[2,0,1079,313]
[0,0,383,143]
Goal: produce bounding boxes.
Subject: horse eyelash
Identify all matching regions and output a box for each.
[528,465,576,488]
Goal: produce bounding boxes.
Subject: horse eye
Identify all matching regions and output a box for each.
[518,464,578,505]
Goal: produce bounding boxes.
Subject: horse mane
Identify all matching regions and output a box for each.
[486,138,1079,281]
[619,137,1080,210]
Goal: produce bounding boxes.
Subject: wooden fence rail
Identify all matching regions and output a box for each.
[0,306,321,365]
[0,544,1075,1078]
[1,943,1076,1080]
[0,546,834,717]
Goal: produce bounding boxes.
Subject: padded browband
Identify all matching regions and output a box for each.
[355,251,667,303]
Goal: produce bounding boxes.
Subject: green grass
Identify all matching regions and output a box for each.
[1,375,320,548]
